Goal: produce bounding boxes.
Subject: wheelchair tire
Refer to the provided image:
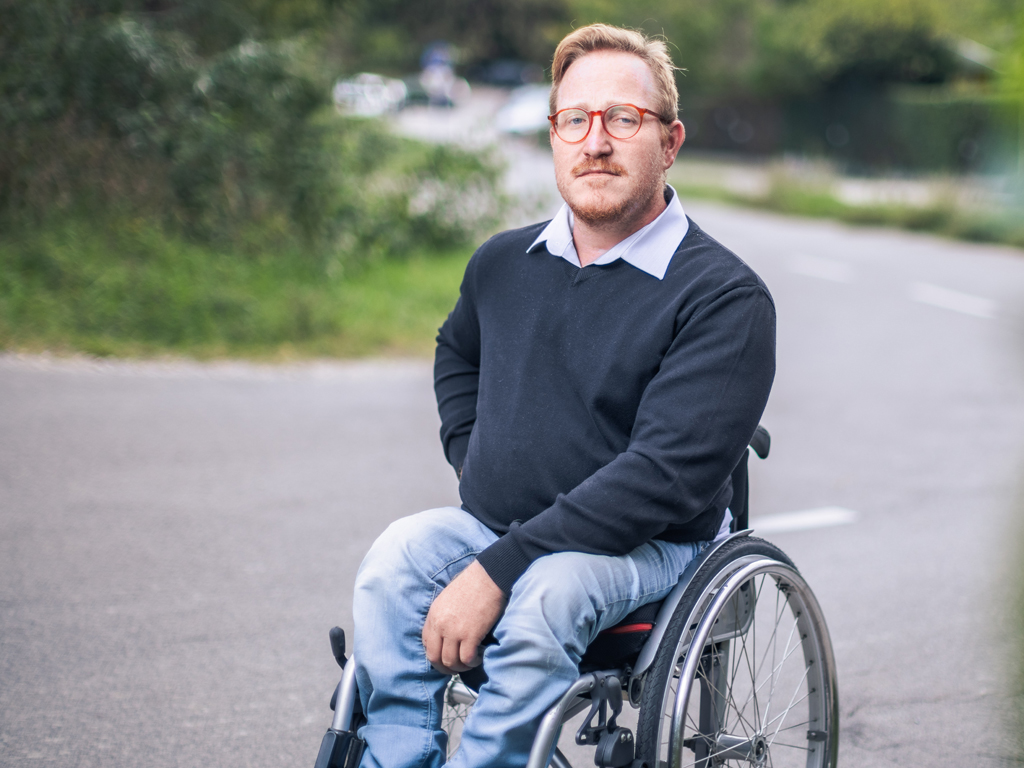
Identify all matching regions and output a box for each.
[634,536,839,768]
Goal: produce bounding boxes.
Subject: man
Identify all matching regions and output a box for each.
[352,23,775,768]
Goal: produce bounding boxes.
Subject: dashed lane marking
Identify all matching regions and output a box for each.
[786,254,855,283]
[751,506,858,533]
[909,282,995,319]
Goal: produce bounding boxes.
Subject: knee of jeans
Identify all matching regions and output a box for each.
[355,508,471,595]
[355,516,422,592]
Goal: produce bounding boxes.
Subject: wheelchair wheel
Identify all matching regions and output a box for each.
[635,536,838,768]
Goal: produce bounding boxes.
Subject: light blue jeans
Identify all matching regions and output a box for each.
[352,506,706,768]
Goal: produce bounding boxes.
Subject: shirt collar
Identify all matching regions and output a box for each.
[527,185,689,281]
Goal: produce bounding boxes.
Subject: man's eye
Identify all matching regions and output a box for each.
[566,116,586,126]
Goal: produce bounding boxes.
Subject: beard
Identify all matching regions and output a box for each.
[558,153,666,230]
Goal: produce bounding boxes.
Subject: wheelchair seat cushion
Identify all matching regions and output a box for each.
[578,599,661,673]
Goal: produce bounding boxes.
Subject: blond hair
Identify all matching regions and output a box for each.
[549,24,679,126]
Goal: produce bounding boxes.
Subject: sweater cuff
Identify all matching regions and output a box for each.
[475,532,534,596]
[446,433,471,476]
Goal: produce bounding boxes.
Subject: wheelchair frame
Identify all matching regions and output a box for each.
[315,430,840,768]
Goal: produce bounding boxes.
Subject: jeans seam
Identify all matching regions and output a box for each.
[417,580,443,766]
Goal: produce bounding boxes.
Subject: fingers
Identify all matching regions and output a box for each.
[441,637,471,674]
[424,628,481,675]
[441,639,484,674]
[459,641,482,669]
[423,617,470,675]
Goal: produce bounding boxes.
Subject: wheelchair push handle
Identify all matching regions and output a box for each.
[329,626,347,669]
[316,628,367,768]
[749,425,770,460]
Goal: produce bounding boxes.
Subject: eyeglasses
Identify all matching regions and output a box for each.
[548,104,666,143]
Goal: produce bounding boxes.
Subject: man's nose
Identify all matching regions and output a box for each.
[582,115,613,156]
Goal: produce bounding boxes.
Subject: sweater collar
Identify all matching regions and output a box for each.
[527,185,689,280]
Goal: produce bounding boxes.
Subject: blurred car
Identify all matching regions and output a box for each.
[419,63,471,107]
[333,73,408,117]
[495,84,552,135]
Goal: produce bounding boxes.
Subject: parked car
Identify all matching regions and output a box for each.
[333,73,408,117]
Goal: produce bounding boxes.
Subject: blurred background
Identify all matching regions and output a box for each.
[4,2,1024,767]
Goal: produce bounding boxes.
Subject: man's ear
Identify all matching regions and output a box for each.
[664,120,685,167]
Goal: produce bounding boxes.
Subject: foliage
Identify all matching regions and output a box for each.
[995,7,1024,175]
[0,0,502,262]
[562,0,1016,100]
[323,0,570,76]
[752,0,954,98]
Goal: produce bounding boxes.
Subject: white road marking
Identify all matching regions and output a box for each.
[909,282,995,319]
[787,254,854,283]
[751,506,858,533]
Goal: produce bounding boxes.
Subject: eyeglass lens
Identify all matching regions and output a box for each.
[554,105,644,141]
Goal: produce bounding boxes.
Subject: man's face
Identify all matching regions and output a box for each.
[551,50,682,230]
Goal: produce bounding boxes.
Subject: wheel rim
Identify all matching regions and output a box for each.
[655,558,838,768]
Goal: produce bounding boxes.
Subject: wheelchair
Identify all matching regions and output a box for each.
[315,426,839,768]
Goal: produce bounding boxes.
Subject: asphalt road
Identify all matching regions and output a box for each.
[3,189,1024,764]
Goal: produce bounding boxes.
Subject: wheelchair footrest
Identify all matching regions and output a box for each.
[595,726,635,768]
[575,672,636,768]
[314,728,365,768]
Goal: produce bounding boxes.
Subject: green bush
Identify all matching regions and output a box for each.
[886,87,1015,172]
[0,1,502,262]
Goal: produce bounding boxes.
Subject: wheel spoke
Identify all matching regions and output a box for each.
[757,578,791,728]
[767,662,813,749]
[762,605,801,731]
[769,741,813,751]
[768,718,811,734]
[736,597,763,732]
[764,688,811,733]
[723,628,760,738]
[723,590,758,736]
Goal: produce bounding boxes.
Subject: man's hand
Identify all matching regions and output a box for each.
[422,560,506,675]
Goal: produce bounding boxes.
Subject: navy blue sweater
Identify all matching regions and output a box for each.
[434,217,775,595]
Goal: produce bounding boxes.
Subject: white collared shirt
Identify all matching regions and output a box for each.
[526,185,689,280]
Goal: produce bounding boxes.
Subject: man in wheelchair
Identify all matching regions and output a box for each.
[344,23,777,768]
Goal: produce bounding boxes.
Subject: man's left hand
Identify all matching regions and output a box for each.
[422,560,507,675]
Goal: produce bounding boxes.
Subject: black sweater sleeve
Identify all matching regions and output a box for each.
[475,282,776,594]
[434,253,482,477]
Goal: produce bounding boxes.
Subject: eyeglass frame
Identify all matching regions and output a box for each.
[547,104,668,143]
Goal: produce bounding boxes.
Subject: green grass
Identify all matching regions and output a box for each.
[0,216,471,359]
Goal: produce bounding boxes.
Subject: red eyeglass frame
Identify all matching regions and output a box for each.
[547,104,667,143]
